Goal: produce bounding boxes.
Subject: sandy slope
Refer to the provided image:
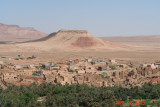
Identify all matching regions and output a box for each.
[15,30,132,52]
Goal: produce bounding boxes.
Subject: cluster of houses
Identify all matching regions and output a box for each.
[1,55,160,89]
[140,63,159,69]
[104,62,160,88]
[14,54,38,60]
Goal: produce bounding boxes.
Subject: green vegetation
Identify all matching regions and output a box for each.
[35,66,39,69]
[19,78,23,82]
[23,67,29,69]
[52,68,59,70]
[15,58,19,60]
[100,73,110,79]
[68,68,77,73]
[0,83,160,107]
[1,66,4,69]
[32,73,38,76]
[27,57,33,59]
[129,65,133,68]
[111,65,117,70]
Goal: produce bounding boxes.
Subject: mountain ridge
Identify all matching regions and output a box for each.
[0,23,47,43]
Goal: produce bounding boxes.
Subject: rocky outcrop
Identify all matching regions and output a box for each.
[38,30,107,49]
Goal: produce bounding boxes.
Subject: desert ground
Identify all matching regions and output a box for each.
[0,23,160,65]
[1,50,160,65]
[0,42,160,66]
[100,35,160,47]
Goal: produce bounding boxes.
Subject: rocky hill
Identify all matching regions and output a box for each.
[44,30,106,48]
[18,30,131,51]
[0,23,47,43]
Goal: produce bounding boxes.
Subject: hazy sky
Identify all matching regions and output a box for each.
[0,0,160,37]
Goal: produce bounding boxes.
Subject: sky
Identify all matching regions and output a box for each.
[0,0,160,37]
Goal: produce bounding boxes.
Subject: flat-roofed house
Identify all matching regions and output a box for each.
[77,70,86,74]
[49,62,55,66]
[17,54,25,59]
[42,64,51,69]
[152,76,160,84]
[32,55,38,59]
[109,59,117,64]
[106,62,113,65]
[118,64,128,68]
[29,64,36,69]
[97,58,105,62]
[74,59,79,64]
[91,61,99,65]
[147,64,158,69]
[140,64,148,68]
[154,63,160,66]
[85,58,92,62]
[0,61,4,65]
[67,61,74,65]
[14,65,22,70]
[3,72,20,83]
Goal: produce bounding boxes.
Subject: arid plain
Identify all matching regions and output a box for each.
[0,23,160,65]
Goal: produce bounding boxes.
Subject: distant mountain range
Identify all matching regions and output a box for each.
[0,23,47,43]
[1,22,159,51]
